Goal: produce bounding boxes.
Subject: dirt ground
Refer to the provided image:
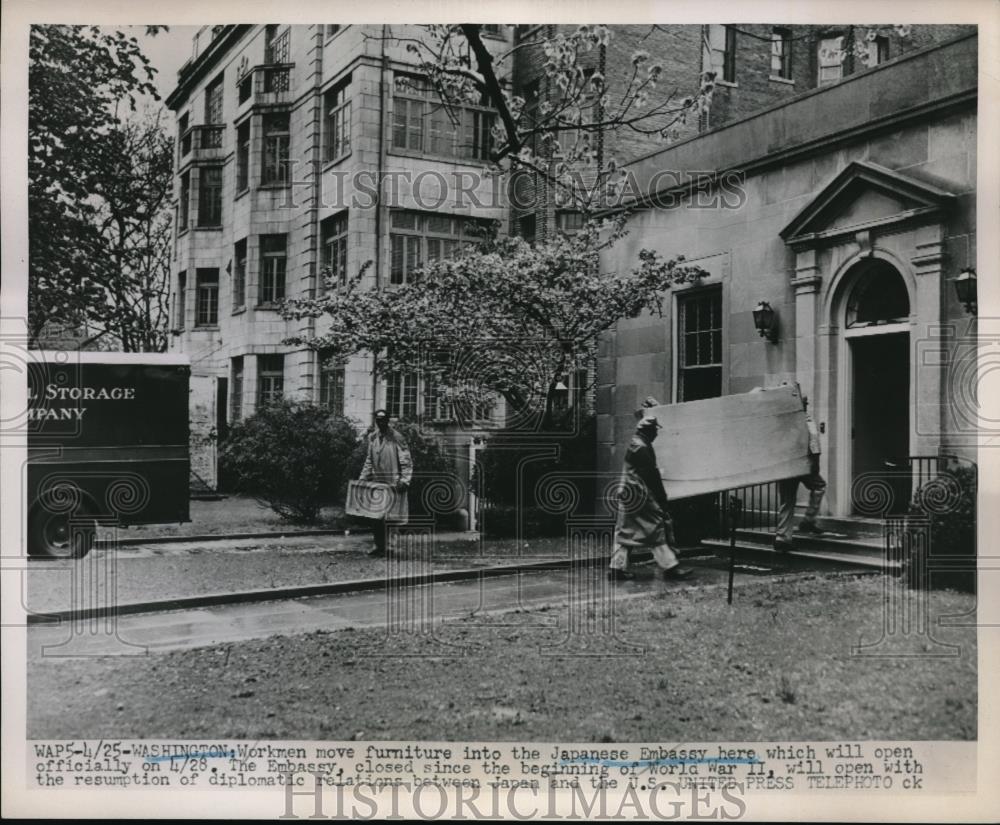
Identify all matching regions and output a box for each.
[107,495,345,539]
[27,574,977,742]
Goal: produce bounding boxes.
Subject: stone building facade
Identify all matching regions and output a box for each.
[166,24,511,457]
[597,32,978,517]
[165,24,976,496]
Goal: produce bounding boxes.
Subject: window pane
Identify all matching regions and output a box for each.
[390,235,404,284]
[257,355,284,407]
[818,37,844,85]
[392,104,408,149]
[176,272,186,329]
[262,114,290,184]
[428,109,451,155]
[337,101,351,157]
[205,75,224,124]
[403,373,418,419]
[678,287,723,401]
[320,363,345,415]
[260,235,287,303]
[405,236,420,279]
[407,100,423,151]
[391,211,416,229]
[325,79,352,161]
[196,269,219,326]
[426,215,453,234]
[230,357,243,421]
[179,173,190,228]
[771,29,791,78]
[233,239,247,307]
[723,25,736,82]
[198,166,223,226]
[265,26,290,64]
[236,122,250,191]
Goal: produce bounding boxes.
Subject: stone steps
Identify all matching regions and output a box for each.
[701,522,894,570]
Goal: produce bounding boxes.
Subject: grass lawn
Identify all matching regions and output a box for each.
[28,574,976,742]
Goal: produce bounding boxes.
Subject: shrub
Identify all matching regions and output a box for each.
[907,462,976,592]
[347,419,459,521]
[220,400,359,523]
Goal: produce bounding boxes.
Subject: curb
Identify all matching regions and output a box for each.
[97,528,362,546]
[25,543,884,626]
[25,555,601,626]
[698,538,894,570]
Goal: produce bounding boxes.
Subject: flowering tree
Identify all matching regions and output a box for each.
[390,24,716,212]
[283,215,705,426]
[394,24,911,210]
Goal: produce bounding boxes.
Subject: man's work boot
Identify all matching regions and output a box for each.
[607,568,635,582]
[773,536,796,553]
[663,566,693,581]
[795,521,823,535]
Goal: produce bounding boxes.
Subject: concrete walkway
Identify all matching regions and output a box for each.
[27,547,869,656]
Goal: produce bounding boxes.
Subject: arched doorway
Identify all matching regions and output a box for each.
[841,259,912,514]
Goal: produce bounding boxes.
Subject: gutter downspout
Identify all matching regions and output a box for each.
[372,24,388,417]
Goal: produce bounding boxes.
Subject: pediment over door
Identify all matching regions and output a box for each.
[780,161,955,248]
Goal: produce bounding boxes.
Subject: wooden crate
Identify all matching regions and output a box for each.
[346,480,409,522]
[649,385,813,500]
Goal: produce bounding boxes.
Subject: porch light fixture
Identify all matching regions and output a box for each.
[752,300,779,343]
[954,267,977,314]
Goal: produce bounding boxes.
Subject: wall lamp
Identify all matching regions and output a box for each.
[953,267,977,315]
[752,300,779,343]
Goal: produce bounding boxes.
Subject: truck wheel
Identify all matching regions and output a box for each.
[28,507,96,559]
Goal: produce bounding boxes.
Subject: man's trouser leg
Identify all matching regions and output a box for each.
[609,544,630,570]
[650,543,679,571]
[776,477,800,541]
[800,465,827,528]
[373,519,387,553]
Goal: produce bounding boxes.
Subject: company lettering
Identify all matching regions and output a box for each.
[36,385,137,401]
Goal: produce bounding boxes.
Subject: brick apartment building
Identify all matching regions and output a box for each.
[165,23,973,488]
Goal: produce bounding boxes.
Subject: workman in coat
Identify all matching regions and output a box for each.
[609,413,692,581]
[359,409,413,556]
[774,395,826,551]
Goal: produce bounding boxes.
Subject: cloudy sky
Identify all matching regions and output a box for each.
[136,26,198,97]
[129,25,199,105]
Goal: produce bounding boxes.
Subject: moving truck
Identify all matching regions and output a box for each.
[26,352,191,557]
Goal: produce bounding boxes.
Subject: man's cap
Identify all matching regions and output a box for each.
[633,396,661,419]
[637,414,661,430]
[374,409,389,421]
